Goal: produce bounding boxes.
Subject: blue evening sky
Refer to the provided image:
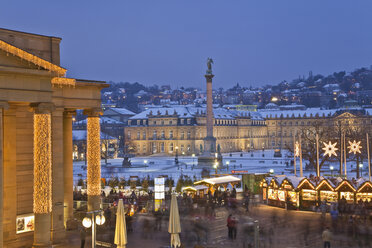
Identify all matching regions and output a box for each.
[1,1,372,89]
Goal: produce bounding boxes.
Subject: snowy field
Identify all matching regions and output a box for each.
[72,149,363,184]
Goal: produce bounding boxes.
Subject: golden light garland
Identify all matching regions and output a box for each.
[348,140,362,154]
[295,141,300,157]
[322,141,338,157]
[87,117,101,196]
[0,40,66,75]
[51,77,76,87]
[33,114,52,214]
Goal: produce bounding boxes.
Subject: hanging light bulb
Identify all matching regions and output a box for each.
[82,217,92,228]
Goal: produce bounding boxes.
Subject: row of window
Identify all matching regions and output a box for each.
[127,130,192,140]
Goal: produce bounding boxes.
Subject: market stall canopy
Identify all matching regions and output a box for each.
[335,180,356,192]
[194,175,241,186]
[182,185,208,192]
[316,179,336,191]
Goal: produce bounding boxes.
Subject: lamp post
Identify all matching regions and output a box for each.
[192,154,195,166]
[214,162,219,175]
[226,160,230,171]
[82,210,106,248]
[175,146,179,164]
[359,163,363,177]
[330,166,334,176]
[269,169,274,174]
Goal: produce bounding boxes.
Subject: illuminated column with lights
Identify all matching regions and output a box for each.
[84,109,102,211]
[63,110,75,226]
[0,101,9,248]
[31,103,54,247]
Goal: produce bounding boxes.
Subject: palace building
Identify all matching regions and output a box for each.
[0,28,106,247]
[125,104,372,156]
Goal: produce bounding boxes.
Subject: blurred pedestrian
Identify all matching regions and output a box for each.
[227,214,234,239]
[80,227,86,248]
[322,227,332,248]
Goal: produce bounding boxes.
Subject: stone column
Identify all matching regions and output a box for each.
[63,110,75,227]
[31,102,55,248]
[0,101,9,248]
[205,74,214,139]
[83,109,102,211]
[203,74,216,154]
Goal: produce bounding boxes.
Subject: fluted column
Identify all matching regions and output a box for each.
[83,109,102,211]
[0,101,9,248]
[63,110,75,227]
[31,102,55,248]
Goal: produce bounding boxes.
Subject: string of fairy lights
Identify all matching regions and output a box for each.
[87,117,101,196]
[33,114,52,214]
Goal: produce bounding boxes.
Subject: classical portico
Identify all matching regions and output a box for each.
[0,28,107,247]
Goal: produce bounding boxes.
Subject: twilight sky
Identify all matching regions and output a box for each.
[1,1,372,89]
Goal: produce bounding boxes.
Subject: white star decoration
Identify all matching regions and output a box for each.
[348,140,362,154]
[295,142,300,157]
[322,141,338,157]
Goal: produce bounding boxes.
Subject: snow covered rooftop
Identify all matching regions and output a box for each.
[108,108,135,116]
[74,116,124,125]
[72,130,117,141]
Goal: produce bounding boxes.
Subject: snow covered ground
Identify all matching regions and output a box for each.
[73,149,364,184]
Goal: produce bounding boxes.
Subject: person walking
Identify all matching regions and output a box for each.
[227,214,234,239]
[80,227,86,248]
[322,227,332,248]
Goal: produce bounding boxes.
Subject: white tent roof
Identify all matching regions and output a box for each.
[195,175,241,186]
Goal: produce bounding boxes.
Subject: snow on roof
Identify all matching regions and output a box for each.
[75,116,123,125]
[108,108,135,116]
[194,175,241,186]
[72,130,117,141]
[285,176,305,188]
[260,108,337,119]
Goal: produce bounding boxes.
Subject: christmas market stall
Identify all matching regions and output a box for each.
[280,176,304,209]
[182,185,208,198]
[356,181,372,203]
[267,178,280,207]
[194,175,241,194]
[316,179,338,204]
[334,179,356,204]
[296,178,317,210]
[259,178,270,202]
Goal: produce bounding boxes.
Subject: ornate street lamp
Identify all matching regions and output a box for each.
[82,210,106,248]
[175,146,179,164]
[214,162,219,175]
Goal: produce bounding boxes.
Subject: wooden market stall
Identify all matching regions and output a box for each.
[260,178,270,202]
[280,176,304,209]
[335,180,356,204]
[297,178,317,210]
[182,185,208,198]
[267,178,280,207]
[316,179,338,204]
[356,181,372,203]
[194,175,241,194]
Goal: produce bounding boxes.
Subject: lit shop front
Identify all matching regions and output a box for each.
[335,180,356,204]
[280,179,299,209]
[356,182,372,202]
[260,178,269,202]
[267,179,280,207]
[296,178,317,210]
[316,180,338,203]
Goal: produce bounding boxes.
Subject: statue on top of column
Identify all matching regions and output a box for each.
[206,57,214,75]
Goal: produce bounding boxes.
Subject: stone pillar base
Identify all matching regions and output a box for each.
[88,195,101,211]
[33,213,51,248]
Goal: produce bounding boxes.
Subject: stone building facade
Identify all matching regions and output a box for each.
[0,28,106,247]
[125,105,372,156]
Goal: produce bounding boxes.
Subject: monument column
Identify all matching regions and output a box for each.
[205,74,214,140]
[63,110,75,227]
[0,101,9,248]
[31,102,55,248]
[83,108,102,211]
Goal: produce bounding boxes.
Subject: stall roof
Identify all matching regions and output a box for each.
[285,176,305,188]
[194,175,241,186]
[182,185,208,192]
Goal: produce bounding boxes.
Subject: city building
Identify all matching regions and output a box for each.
[125,104,372,156]
[0,28,106,247]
